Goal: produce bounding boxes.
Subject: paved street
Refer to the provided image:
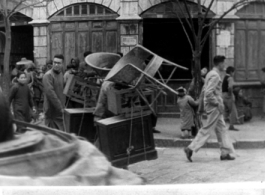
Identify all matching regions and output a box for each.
[129,147,265,185]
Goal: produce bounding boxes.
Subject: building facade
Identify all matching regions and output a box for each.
[1,0,264,115]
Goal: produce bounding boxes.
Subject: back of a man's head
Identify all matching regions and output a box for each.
[213,55,226,66]
[226,66,235,74]
[84,51,92,58]
[54,54,64,61]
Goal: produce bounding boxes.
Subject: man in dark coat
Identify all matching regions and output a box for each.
[43,54,65,131]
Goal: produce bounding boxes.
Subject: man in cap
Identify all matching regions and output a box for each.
[184,55,236,162]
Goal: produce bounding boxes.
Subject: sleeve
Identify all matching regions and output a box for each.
[43,73,63,111]
[187,96,199,107]
[28,87,34,109]
[188,79,195,94]
[227,77,234,93]
[63,72,69,84]
[204,74,219,106]
[9,85,18,106]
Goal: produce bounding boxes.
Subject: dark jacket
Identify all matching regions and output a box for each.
[43,69,65,119]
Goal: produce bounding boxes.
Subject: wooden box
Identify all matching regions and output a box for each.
[63,74,100,107]
[64,108,96,143]
[107,87,154,116]
[96,114,157,168]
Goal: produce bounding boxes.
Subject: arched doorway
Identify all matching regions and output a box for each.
[140,1,214,115]
[48,3,119,68]
[0,12,33,72]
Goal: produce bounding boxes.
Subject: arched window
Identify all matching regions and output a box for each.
[49,3,119,65]
[141,1,214,18]
[52,3,117,19]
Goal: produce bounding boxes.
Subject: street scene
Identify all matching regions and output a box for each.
[130,117,265,184]
[0,0,265,190]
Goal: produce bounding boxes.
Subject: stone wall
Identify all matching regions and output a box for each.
[33,25,49,67]
[215,20,263,116]
[216,22,235,69]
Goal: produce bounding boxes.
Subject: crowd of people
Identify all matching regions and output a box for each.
[7,51,128,134]
[8,51,99,132]
[4,52,264,157]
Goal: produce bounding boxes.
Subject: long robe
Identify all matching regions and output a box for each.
[43,69,65,131]
[9,83,34,123]
[177,95,198,130]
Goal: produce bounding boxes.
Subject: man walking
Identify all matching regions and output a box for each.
[222,66,241,131]
[43,54,65,131]
[184,55,235,162]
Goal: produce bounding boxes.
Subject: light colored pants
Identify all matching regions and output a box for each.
[223,93,238,125]
[188,108,235,156]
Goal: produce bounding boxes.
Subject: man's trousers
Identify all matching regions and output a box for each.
[188,108,235,156]
[223,93,239,125]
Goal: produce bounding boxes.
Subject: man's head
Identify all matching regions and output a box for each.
[213,55,226,71]
[226,66,235,76]
[53,54,64,73]
[84,51,92,58]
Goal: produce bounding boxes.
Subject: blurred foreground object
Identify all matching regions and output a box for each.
[0,90,14,142]
[0,120,143,186]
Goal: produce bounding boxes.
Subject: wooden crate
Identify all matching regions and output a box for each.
[63,75,100,107]
[64,108,96,143]
[96,114,157,168]
[107,87,154,116]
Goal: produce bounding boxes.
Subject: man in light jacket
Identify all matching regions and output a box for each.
[184,55,235,162]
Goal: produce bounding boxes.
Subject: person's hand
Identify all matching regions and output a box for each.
[32,107,37,113]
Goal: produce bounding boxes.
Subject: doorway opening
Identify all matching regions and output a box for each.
[143,18,210,80]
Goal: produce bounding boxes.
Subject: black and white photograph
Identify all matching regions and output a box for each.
[1,0,265,193]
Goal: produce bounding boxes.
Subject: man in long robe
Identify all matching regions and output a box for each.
[184,55,235,162]
[43,54,65,131]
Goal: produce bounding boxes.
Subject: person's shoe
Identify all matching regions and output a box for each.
[153,129,161,133]
[184,147,193,162]
[220,154,235,161]
[229,126,239,131]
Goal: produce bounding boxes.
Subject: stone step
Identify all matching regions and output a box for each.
[155,138,265,149]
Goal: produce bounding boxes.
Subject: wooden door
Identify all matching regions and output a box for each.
[50,20,118,69]
[235,20,265,81]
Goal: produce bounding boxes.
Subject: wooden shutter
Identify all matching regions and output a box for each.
[235,20,263,81]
